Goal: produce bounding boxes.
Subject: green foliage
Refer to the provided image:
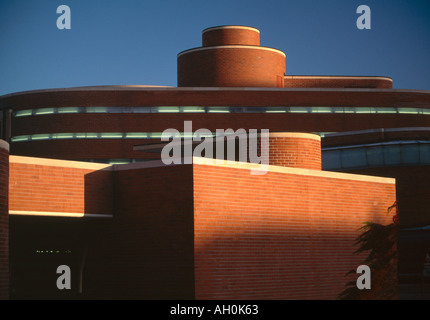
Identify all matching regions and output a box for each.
[339,204,399,300]
[354,222,398,270]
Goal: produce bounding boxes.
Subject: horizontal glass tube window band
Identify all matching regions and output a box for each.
[11,131,246,142]
[12,106,430,117]
[81,158,154,165]
[322,141,430,170]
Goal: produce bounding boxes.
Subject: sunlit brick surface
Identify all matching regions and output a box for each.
[193,163,395,299]
[202,26,260,47]
[263,133,321,170]
[178,47,285,88]
[9,157,113,216]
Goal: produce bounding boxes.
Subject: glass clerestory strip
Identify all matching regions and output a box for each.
[12,106,430,117]
[10,131,238,142]
[19,131,426,142]
[322,141,430,170]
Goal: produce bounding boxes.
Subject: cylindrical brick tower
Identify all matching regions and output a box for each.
[244,132,321,170]
[178,25,286,88]
[202,25,261,46]
[265,132,321,170]
[0,140,9,300]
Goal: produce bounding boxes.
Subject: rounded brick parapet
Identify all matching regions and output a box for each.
[178,46,286,87]
[178,26,286,88]
[0,140,9,153]
[284,76,393,89]
[0,139,9,300]
[256,132,322,170]
[202,26,260,46]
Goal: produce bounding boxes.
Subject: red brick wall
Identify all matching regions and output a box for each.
[342,166,430,228]
[284,76,393,89]
[193,163,396,299]
[4,88,429,110]
[322,130,430,228]
[202,26,260,46]
[178,47,286,87]
[178,26,284,87]
[243,133,322,169]
[264,133,321,170]
[5,154,397,299]
[0,141,9,299]
[12,112,430,137]
[9,157,113,216]
[83,164,195,299]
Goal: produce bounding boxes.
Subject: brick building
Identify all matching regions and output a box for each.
[0,25,429,299]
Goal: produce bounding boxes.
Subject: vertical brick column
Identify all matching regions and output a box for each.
[267,132,321,170]
[246,132,321,170]
[0,140,9,300]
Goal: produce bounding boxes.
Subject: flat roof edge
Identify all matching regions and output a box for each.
[9,210,113,218]
[284,75,393,82]
[9,155,113,171]
[2,86,430,99]
[192,157,396,184]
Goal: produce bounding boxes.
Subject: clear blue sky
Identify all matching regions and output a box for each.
[1,0,430,95]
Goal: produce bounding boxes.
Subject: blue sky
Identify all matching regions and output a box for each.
[1,0,430,95]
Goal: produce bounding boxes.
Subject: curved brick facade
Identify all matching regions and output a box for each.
[178,26,286,87]
[178,47,286,88]
[237,132,321,170]
[0,140,9,300]
[2,86,430,163]
[265,133,321,170]
[0,85,428,166]
[202,26,260,46]
[284,76,393,89]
